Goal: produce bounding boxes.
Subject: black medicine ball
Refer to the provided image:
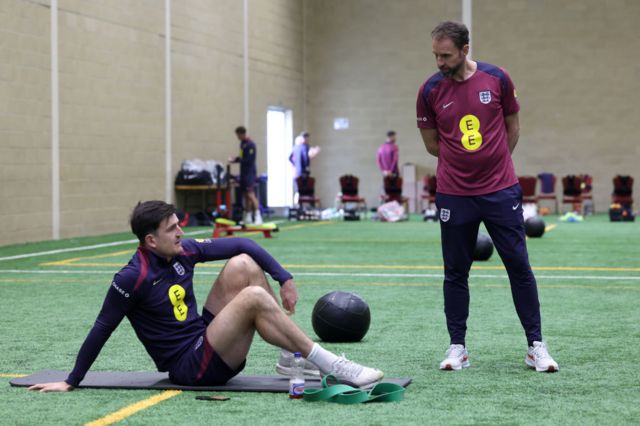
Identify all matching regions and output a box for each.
[473,232,494,261]
[525,216,546,238]
[311,291,371,342]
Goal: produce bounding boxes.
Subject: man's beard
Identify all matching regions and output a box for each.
[440,60,464,78]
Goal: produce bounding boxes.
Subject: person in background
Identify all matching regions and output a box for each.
[230,126,262,225]
[289,131,320,203]
[377,130,399,177]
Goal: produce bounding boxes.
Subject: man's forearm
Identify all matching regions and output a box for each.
[419,128,439,157]
[505,113,520,154]
[507,130,519,154]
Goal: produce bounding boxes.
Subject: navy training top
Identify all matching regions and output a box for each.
[65,237,293,387]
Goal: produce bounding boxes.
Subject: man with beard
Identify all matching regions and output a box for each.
[416,21,558,373]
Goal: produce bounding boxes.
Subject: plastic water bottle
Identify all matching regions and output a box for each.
[288,352,305,399]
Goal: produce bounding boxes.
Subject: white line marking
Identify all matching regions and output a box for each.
[0,230,211,262]
[0,269,638,281]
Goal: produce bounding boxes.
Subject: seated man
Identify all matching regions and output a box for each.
[29,200,383,392]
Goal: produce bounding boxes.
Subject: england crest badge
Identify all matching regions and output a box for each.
[173,262,185,276]
[440,208,451,222]
[479,90,491,104]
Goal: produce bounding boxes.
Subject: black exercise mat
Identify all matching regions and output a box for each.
[10,370,412,392]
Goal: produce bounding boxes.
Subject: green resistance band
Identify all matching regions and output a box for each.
[303,375,405,404]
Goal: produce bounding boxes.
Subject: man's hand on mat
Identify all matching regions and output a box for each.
[28,382,74,392]
[280,279,298,314]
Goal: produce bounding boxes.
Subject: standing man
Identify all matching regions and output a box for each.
[28,200,384,392]
[230,126,262,225]
[376,130,399,177]
[416,21,558,372]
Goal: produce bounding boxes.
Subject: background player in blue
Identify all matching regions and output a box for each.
[230,126,262,224]
[289,131,320,203]
[416,21,558,372]
[28,200,383,392]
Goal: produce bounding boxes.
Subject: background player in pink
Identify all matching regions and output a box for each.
[416,21,558,372]
[377,130,399,177]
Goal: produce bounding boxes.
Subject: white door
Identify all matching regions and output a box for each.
[266,108,294,207]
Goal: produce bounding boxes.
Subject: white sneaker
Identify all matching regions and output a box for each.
[439,344,470,370]
[254,210,263,225]
[526,341,559,372]
[323,355,384,388]
[275,350,320,377]
[244,212,253,224]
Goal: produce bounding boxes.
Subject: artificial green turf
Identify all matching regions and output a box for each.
[0,214,638,425]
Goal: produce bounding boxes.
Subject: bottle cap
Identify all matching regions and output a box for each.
[293,352,302,357]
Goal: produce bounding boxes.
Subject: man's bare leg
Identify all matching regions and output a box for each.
[203,254,277,317]
[206,286,384,387]
[206,286,313,369]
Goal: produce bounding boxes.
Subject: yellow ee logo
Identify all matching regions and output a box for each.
[459,114,483,151]
[168,284,188,322]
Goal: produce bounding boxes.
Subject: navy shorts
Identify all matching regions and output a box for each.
[168,309,246,386]
[239,174,256,193]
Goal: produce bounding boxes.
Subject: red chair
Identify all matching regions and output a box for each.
[612,175,634,207]
[337,175,367,218]
[294,176,320,220]
[381,174,409,210]
[561,175,584,213]
[421,174,437,211]
[537,173,558,213]
[517,176,537,205]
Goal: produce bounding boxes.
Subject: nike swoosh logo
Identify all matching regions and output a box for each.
[152,279,162,286]
[443,101,454,109]
[512,203,520,210]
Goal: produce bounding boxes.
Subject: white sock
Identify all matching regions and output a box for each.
[306,343,339,373]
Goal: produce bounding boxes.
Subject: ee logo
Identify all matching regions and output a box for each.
[459,114,483,151]
[168,284,188,321]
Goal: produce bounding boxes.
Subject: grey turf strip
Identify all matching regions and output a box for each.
[10,370,411,392]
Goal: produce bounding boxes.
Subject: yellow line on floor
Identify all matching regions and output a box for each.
[287,264,640,272]
[282,221,333,231]
[0,373,26,378]
[85,390,182,426]
[361,281,639,290]
[545,224,557,232]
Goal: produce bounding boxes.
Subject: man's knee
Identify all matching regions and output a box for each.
[237,286,275,311]
[226,254,262,275]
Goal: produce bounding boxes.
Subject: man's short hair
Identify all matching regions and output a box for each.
[431,21,469,50]
[130,200,177,243]
[235,126,247,135]
[387,130,396,137]
[300,131,310,138]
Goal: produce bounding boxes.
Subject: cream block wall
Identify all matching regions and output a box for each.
[474,0,640,212]
[304,0,460,207]
[248,0,304,176]
[0,0,52,244]
[172,0,244,170]
[0,0,304,246]
[3,0,639,247]
[56,0,165,238]
[305,0,639,211]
